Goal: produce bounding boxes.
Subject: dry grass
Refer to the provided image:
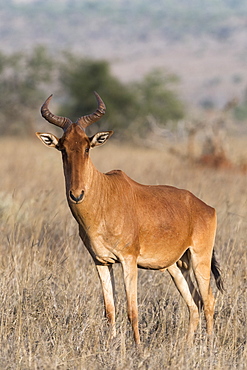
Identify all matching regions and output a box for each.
[0,136,246,369]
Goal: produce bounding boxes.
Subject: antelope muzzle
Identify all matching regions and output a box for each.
[69,190,85,204]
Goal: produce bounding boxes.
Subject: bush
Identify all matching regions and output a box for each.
[131,69,185,135]
[58,55,137,135]
[0,46,53,136]
[234,91,247,121]
[58,56,185,137]
[0,48,185,138]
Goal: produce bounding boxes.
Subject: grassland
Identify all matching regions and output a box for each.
[0,136,246,369]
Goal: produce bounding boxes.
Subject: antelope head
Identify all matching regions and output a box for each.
[36,92,113,204]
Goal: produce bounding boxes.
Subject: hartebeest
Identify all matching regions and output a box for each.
[36,92,224,345]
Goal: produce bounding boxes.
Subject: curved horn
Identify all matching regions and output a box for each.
[41,95,72,131]
[76,91,106,129]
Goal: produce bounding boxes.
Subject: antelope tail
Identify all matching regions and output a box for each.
[211,249,225,293]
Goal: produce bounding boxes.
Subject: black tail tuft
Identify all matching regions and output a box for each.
[211,249,225,293]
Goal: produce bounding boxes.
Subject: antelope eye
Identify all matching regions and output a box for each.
[85,147,90,153]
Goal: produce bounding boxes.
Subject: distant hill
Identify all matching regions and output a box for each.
[1,0,247,107]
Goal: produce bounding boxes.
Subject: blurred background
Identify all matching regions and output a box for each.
[0,2,246,367]
[0,0,246,163]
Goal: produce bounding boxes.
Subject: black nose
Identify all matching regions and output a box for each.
[69,190,84,203]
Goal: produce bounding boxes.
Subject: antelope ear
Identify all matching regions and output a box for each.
[90,131,113,148]
[36,132,59,148]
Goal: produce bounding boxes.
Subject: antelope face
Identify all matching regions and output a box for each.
[36,125,113,204]
[36,92,113,204]
[58,124,91,204]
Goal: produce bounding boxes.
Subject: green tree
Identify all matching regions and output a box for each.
[58,55,137,134]
[0,46,53,135]
[58,56,185,138]
[131,69,185,135]
[234,88,247,121]
[0,48,185,138]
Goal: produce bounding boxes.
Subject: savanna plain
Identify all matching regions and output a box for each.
[0,135,246,369]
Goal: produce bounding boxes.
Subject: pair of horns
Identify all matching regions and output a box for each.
[41,91,106,131]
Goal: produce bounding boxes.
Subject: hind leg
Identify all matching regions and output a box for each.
[190,249,215,335]
[177,251,203,309]
[179,266,203,309]
[167,263,199,343]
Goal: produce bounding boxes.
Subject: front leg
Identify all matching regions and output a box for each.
[121,256,140,345]
[96,264,116,338]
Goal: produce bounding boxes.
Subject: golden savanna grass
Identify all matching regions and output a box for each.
[0,136,246,369]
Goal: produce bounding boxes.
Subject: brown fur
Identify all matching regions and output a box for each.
[36,94,223,345]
